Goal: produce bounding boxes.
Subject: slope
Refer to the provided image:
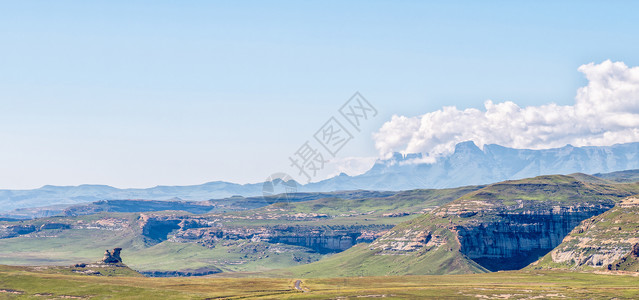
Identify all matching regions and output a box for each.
[530,196,639,272]
[278,175,639,277]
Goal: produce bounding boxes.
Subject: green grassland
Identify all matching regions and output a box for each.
[0,229,325,274]
[0,186,482,274]
[453,175,639,207]
[127,239,324,273]
[215,185,482,227]
[0,228,144,266]
[594,169,639,183]
[270,175,639,277]
[268,241,485,278]
[1,174,638,279]
[279,186,483,215]
[1,265,638,299]
[270,214,484,278]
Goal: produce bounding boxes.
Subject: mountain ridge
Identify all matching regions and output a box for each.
[1,142,639,212]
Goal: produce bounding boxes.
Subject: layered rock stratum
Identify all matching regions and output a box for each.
[530,196,639,272]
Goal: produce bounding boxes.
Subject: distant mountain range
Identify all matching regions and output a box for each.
[1,141,638,212]
[312,141,639,191]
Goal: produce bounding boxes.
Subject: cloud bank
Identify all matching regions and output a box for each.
[373,60,639,159]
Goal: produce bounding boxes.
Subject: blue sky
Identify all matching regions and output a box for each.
[1,1,639,189]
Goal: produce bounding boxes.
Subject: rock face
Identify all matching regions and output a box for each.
[139,214,181,243]
[172,223,391,253]
[456,208,610,271]
[531,196,639,272]
[310,175,638,276]
[0,225,36,238]
[102,248,123,264]
[134,212,391,253]
[39,223,71,230]
[266,229,369,253]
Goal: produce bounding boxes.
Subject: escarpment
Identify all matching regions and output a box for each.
[172,223,391,253]
[136,213,391,253]
[1,173,637,277]
[356,175,633,274]
[455,205,611,270]
[531,196,639,272]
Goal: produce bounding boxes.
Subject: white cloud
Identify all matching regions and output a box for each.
[373,60,639,158]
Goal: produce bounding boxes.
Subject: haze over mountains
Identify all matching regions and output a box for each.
[2,141,639,212]
[333,141,639,191]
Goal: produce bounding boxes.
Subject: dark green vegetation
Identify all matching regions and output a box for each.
[0,265,638,299]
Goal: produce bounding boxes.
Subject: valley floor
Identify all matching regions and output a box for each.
[0,265,638,299]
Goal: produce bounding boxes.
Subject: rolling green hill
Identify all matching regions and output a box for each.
[0,186,479,275]
[1,173,638,278]
[594,169,639,183]
[276,175,639,277]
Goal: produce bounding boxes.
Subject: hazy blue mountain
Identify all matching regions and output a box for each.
[307,141,639,191]
[0,182,267,212]
[1,142,638,212]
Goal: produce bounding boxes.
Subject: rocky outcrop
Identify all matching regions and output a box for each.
[1,225,36,238]
[268,234,358,253]
[262,225,390,253]
[39,223,71,230]
[531,196,639,272]
[456,208,610,271]
[138,214,182,242]
[346,175,633,275]
[173,224,391,253]
[102,248,123,264]
[131,211,393,254]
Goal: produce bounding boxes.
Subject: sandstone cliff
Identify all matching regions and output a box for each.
[530,196,639,272]
[294,175,639,276]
